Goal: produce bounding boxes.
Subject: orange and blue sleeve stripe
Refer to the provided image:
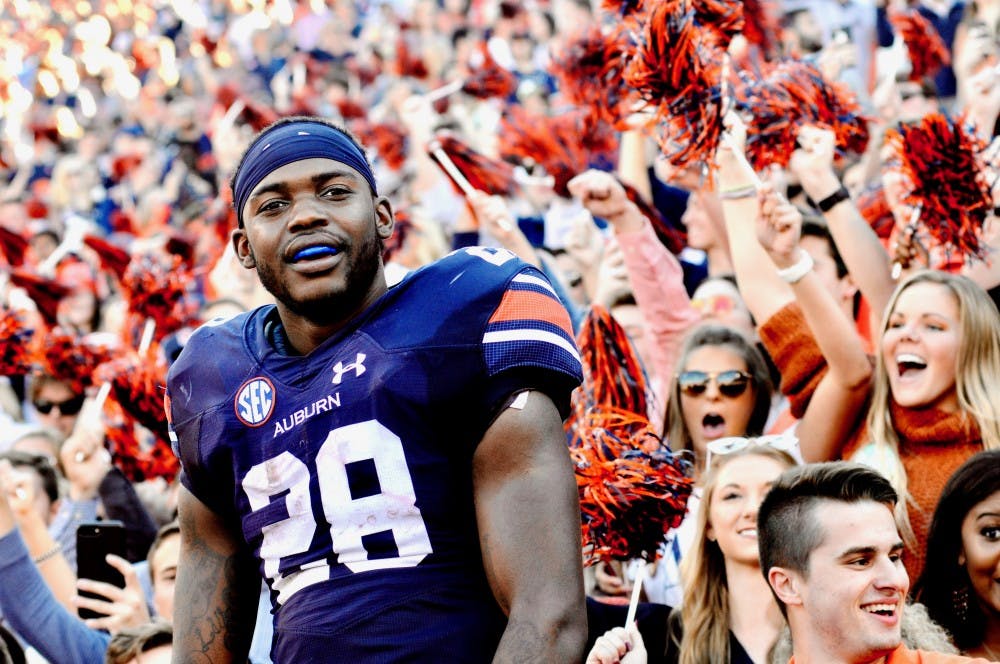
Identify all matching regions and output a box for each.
[483,271,582,380]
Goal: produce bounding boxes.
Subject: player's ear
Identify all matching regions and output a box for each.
[232,227,256,268]
[374,195,394,241]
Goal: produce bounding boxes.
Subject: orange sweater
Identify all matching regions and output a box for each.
[759,303,983,582]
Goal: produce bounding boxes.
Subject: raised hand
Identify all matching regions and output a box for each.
[585,623,647,664]
[788,126,841,201]
[466,190,517,238]
[716,111,751,185]
[60,425,112,502]
[756,183,805,269]
[567,170,636,230]
[0,461,40,524]
[74,554,151,634]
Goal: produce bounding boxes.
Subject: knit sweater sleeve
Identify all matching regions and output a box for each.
[757,302,827,419]
[0,528,110,664]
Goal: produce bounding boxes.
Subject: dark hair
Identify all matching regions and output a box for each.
[450,26,470,48]
[757,462,898,615]
[104,620,172,664]
[0,450,60,505]
[799,214,848,279]
[799,214,861,318]
[146,520,180,584]
[914,449,1000,650]
[228,116,372,228]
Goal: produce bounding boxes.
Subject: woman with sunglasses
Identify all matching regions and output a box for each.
[587,442,797,664]
[28,374,86,440]
[664,325,775,477]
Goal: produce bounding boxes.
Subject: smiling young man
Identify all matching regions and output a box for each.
[165,118,587,662]
[758,462,993,664]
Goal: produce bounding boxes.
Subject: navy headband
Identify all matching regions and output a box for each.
[233,120,377,226]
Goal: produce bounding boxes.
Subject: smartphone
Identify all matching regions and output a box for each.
[76,520,126,620]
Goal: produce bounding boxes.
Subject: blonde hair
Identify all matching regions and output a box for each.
[675,445,797,664]
[864,270,1000,546]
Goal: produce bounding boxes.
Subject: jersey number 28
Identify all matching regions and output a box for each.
[242,420,433,604]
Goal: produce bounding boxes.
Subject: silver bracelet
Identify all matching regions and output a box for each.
[33,543,63,565]
[775,250,814,284]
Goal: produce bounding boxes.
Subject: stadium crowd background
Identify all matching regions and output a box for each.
[0,0,999,662]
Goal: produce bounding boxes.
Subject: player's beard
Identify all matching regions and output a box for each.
[252,223,385,325]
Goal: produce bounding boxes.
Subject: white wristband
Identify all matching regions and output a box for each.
[775,251,814,284]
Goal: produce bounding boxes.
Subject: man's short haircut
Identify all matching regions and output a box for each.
[104,620,172,664]
[0,450,60,505]
[799,213,863,317]
[758,462,898,579]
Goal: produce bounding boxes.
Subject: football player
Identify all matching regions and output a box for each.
[166,117,587,662]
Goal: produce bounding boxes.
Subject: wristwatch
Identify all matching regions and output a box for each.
[816,186,850,213]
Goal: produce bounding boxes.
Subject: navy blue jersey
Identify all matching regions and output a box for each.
[166,248,582,662]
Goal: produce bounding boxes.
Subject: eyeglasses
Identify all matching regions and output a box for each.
[33,394,85,416]
[705,434,800,469]
[677,370,752,398]
[691,293,737,317]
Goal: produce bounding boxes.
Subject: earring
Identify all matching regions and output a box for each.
[953,585,969,624]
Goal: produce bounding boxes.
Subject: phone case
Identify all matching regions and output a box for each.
[76,520,127,621]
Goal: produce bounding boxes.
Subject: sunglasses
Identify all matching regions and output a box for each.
[33,394,85,416]
[691,293,737,316]
[677,370,752,398]
[705,434,799,469]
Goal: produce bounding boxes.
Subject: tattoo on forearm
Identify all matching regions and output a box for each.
[493,617,546,664]
[176,507,256,662]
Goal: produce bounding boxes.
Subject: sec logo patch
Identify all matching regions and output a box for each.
[235,377,276,427]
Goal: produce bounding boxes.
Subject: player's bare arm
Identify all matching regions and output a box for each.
[173,487,258,664]
[474,390,587,663]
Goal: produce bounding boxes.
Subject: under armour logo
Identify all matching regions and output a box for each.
[332,353,367,385]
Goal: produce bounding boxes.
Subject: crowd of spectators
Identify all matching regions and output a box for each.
[0,0,999,662]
